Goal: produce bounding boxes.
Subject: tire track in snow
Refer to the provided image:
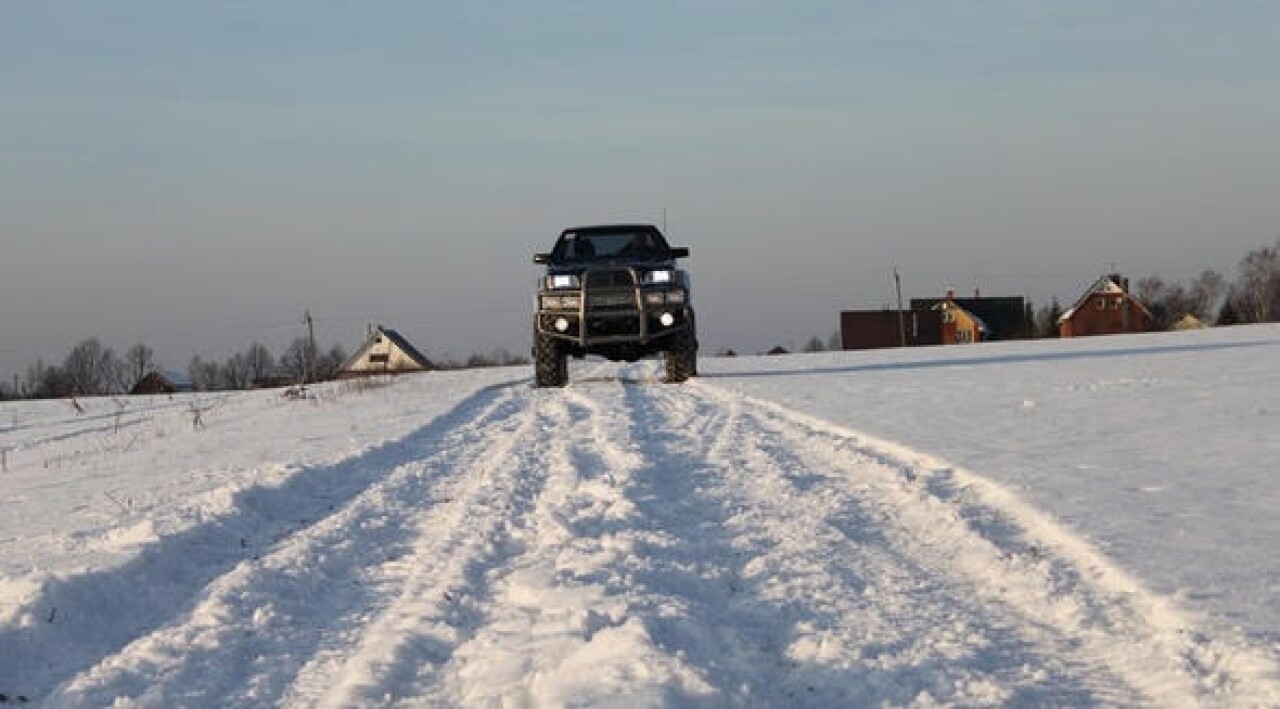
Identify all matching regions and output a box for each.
[426,383,722,706]
[34,383,530,707]
[293,389,558,707]
[617,380,1139,706]
[690,379,1280,706]
[420,370,1269,705]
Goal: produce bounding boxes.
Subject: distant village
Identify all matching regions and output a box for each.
[839,273,1191,352]
[3,239,1278,401]
[730,240,1278,357]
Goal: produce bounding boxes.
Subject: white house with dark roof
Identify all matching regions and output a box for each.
[337,325,432,377]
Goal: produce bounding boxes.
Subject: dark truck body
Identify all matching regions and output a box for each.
[532,224,697,386]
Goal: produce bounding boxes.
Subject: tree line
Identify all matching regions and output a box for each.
[2,336,350,401]
[0,333,534,401]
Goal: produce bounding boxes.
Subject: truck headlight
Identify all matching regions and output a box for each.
[643,292,666,306]
[545,274,580,290]
[665,289,686,304]
[642,269,674,285]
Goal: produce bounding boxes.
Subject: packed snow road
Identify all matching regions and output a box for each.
[3,363,1275,706]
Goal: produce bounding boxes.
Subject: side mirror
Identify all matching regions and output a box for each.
[670,247,690,259]
[533,253,551,264]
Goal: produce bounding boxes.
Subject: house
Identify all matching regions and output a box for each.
[933,297,986,344]
[839,309,943,350]
[1058,274,1155,337]
[337,325,432,378]
[130,370,193,395]
[910,292,1032,341]
[841,289,1032,351]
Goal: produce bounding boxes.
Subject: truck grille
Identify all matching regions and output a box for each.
[585,269,635,288]
[587,292,635,309]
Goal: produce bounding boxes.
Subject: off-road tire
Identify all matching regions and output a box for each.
[534,331,568,387]
[664,328,697,383]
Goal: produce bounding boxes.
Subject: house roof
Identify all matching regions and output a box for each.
[380,329,431,368]
[927,300,988,334]
[1058,275,1152,323]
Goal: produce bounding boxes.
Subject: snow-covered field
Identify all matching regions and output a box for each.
[1,325,1277,706]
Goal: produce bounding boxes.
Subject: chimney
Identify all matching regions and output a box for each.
[946,287,955,299]
[974,288,981,299]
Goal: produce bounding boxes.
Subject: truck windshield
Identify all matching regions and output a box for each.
[555,230,666,263]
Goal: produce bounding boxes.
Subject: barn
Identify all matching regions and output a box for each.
[130,370,194,395]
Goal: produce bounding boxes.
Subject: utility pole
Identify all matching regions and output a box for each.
[894,267,906,347]
[303,309,316,383]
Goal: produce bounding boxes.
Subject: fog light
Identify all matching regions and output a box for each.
[554,317,570,332]
[659,312,675,327]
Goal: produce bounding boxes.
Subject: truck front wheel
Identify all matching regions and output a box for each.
[534,331,568,387]
[664,328,697,383]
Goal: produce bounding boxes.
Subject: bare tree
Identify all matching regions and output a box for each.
[279,337,317,384]
[1191,269,1225,320]
[1236,241,1280,323]
[243,342,275,385]
[1217,288,1245,326]
[124,343,155,386]
[314,344,348,381]
[187,355,221,392]
[63,339,123,395]
[1136,275,1166,307]
[23,360,49,399]
[222,352,252,390]
[36,366,76,399]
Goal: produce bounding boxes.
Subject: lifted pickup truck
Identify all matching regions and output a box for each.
[532,224,697,387]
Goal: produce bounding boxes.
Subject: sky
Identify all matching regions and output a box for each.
[3,1,1279,380]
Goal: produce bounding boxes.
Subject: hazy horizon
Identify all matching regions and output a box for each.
[4,2,1279,382]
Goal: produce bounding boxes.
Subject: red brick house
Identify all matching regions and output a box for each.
[1058,275,1155,337]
